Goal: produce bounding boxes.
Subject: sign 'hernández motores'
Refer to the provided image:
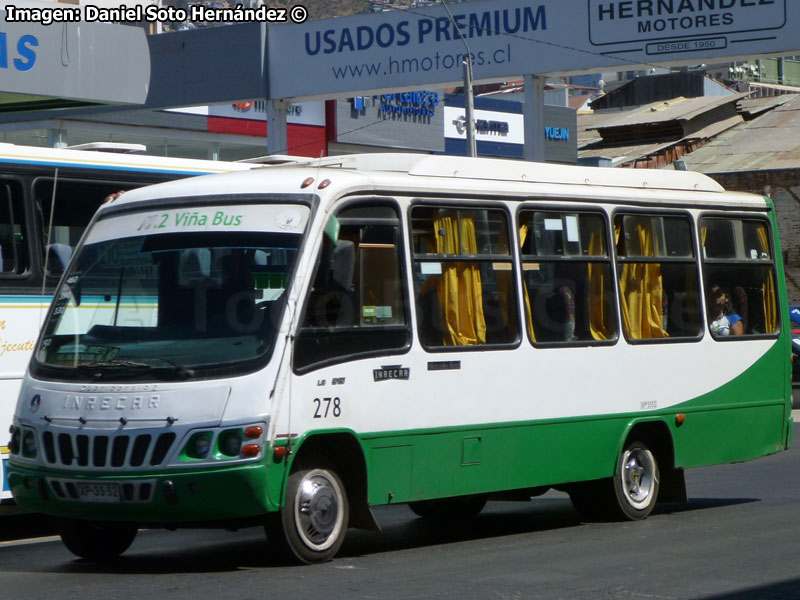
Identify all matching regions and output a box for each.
[266,0,796,101]
[589,0,786,46]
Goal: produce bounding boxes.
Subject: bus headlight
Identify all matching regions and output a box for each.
[184,432,213,459]
[177,422,266,463]
[22,430,37,458]
[217,429,243,458]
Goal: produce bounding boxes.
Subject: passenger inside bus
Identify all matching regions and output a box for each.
[707,284,744,336]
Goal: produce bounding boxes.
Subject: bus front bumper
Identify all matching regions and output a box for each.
[7,462,281,523]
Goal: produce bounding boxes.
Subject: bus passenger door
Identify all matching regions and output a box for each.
[291,201,414,503]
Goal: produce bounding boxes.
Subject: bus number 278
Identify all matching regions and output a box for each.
[312,397,342,419]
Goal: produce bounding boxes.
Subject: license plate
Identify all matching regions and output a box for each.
[77,482,121,503]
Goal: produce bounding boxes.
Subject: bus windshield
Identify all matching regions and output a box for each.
[34,204,308,380]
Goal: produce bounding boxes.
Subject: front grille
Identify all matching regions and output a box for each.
[42,430,176,470]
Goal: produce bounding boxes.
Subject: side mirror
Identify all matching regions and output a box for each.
[324,215,340,246]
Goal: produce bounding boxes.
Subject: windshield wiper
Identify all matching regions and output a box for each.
[151,357,196,380]
[76,358,195,381]
[78,359,152,369]
[76,360,153,381]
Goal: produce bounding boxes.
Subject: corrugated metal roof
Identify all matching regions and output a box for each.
[684,115,743,140]
[678,94,800,173]
[739,95,794,118]
[586,94,747,130]
[578,114,742,163]
[745,107,800,129]
[579,140,674,162]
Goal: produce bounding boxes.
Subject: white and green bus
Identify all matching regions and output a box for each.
[7,154,793,563]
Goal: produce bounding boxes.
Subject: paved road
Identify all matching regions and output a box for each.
[1,418,797,600]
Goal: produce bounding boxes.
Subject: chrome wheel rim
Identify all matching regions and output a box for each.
[293,470,344,551]
[621,447,656,510]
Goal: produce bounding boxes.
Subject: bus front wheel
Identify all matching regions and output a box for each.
[266,467,349,564]
[58,519,137,561]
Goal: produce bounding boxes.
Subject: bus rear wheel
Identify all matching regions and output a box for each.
[569,439,660,522]
[58,519,137,561]
[266,467,349,564]
[614,440,660,520]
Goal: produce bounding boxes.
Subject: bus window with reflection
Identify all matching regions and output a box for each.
[35,179,144,278]
[615,213,703,341]
[519,210,616,344]
[294,203,410,371]
[0,181,27,275]
[701,217,778,338]
[411,206,519,348]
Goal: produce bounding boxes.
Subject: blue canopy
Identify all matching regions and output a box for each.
[790,306,800,326]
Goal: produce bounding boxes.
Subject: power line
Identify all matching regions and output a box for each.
[372,1,692,75]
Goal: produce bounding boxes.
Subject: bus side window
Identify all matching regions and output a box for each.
[294,203,410,372]
[410,205,519,348]
[614,213,703,341]
[0,181,28,276]
[701,216,778,338]
[34,178,139,279]
[519,210,616,344]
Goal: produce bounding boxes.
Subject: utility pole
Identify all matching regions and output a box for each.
[463,55,477,158]
[442,0,476,157]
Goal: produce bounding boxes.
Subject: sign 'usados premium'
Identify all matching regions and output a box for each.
[267,0,797,100]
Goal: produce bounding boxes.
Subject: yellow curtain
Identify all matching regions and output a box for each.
[755,225,778,333]
[616,219,668,339]
[435,212,486,346]
[587,230,610,341]
[492,222,514,341]
[519,224,536,342]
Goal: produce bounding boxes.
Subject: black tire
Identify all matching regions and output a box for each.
[408,495,487,520]
[265,467,349,564]
[569,440,660,522]
[58,519,137,561]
